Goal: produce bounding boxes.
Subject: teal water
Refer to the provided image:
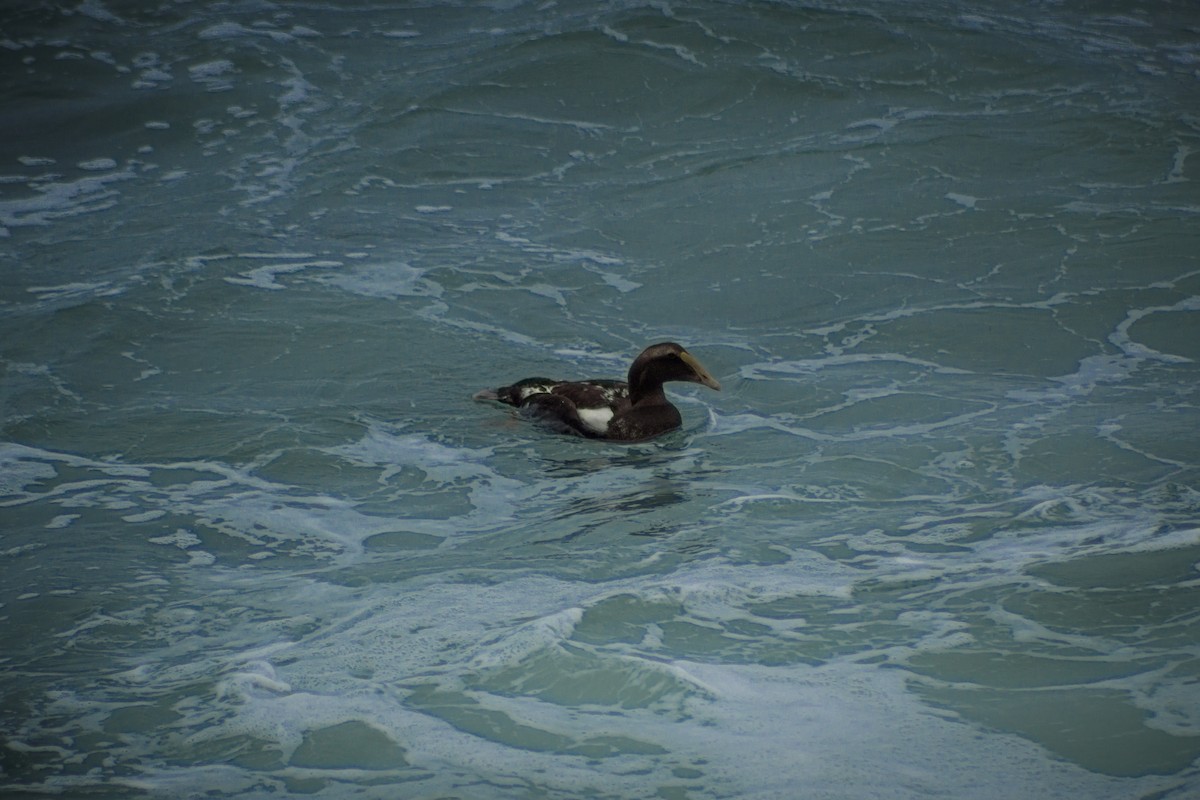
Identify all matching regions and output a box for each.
[2,1,1199,797]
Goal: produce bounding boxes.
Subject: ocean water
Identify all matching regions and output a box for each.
[2,0,1199,797]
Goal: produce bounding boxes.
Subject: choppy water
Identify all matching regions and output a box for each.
[2,1,1199,797]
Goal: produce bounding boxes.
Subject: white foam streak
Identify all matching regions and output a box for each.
[469,607,584,670]
[443,107,629,136]
[709,403,996,442]
[740,352,972,379]
[0,164,135,232]
[224,260,341,290]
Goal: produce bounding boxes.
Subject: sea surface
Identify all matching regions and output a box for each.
[2,1,1199,798]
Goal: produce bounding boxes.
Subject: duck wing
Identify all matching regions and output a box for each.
[518,393,604,438]
[549,379,628,409]
[537,379,628,434]
[477,377,630,437]
[474,377,562,406]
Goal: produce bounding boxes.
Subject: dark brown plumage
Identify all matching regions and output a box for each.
[474,342,721,442]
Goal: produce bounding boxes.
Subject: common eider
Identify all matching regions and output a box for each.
[474,342,721,442]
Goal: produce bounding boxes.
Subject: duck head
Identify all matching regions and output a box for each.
[628,342,721,401]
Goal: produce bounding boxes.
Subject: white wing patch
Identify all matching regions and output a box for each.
[517,383,559,402]
[577,406,614,434]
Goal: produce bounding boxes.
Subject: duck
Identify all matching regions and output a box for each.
[474,342,721,442]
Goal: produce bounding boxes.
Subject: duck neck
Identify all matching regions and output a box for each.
[627,371,667,407]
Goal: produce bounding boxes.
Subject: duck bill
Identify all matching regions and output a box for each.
[680,351,721,391]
